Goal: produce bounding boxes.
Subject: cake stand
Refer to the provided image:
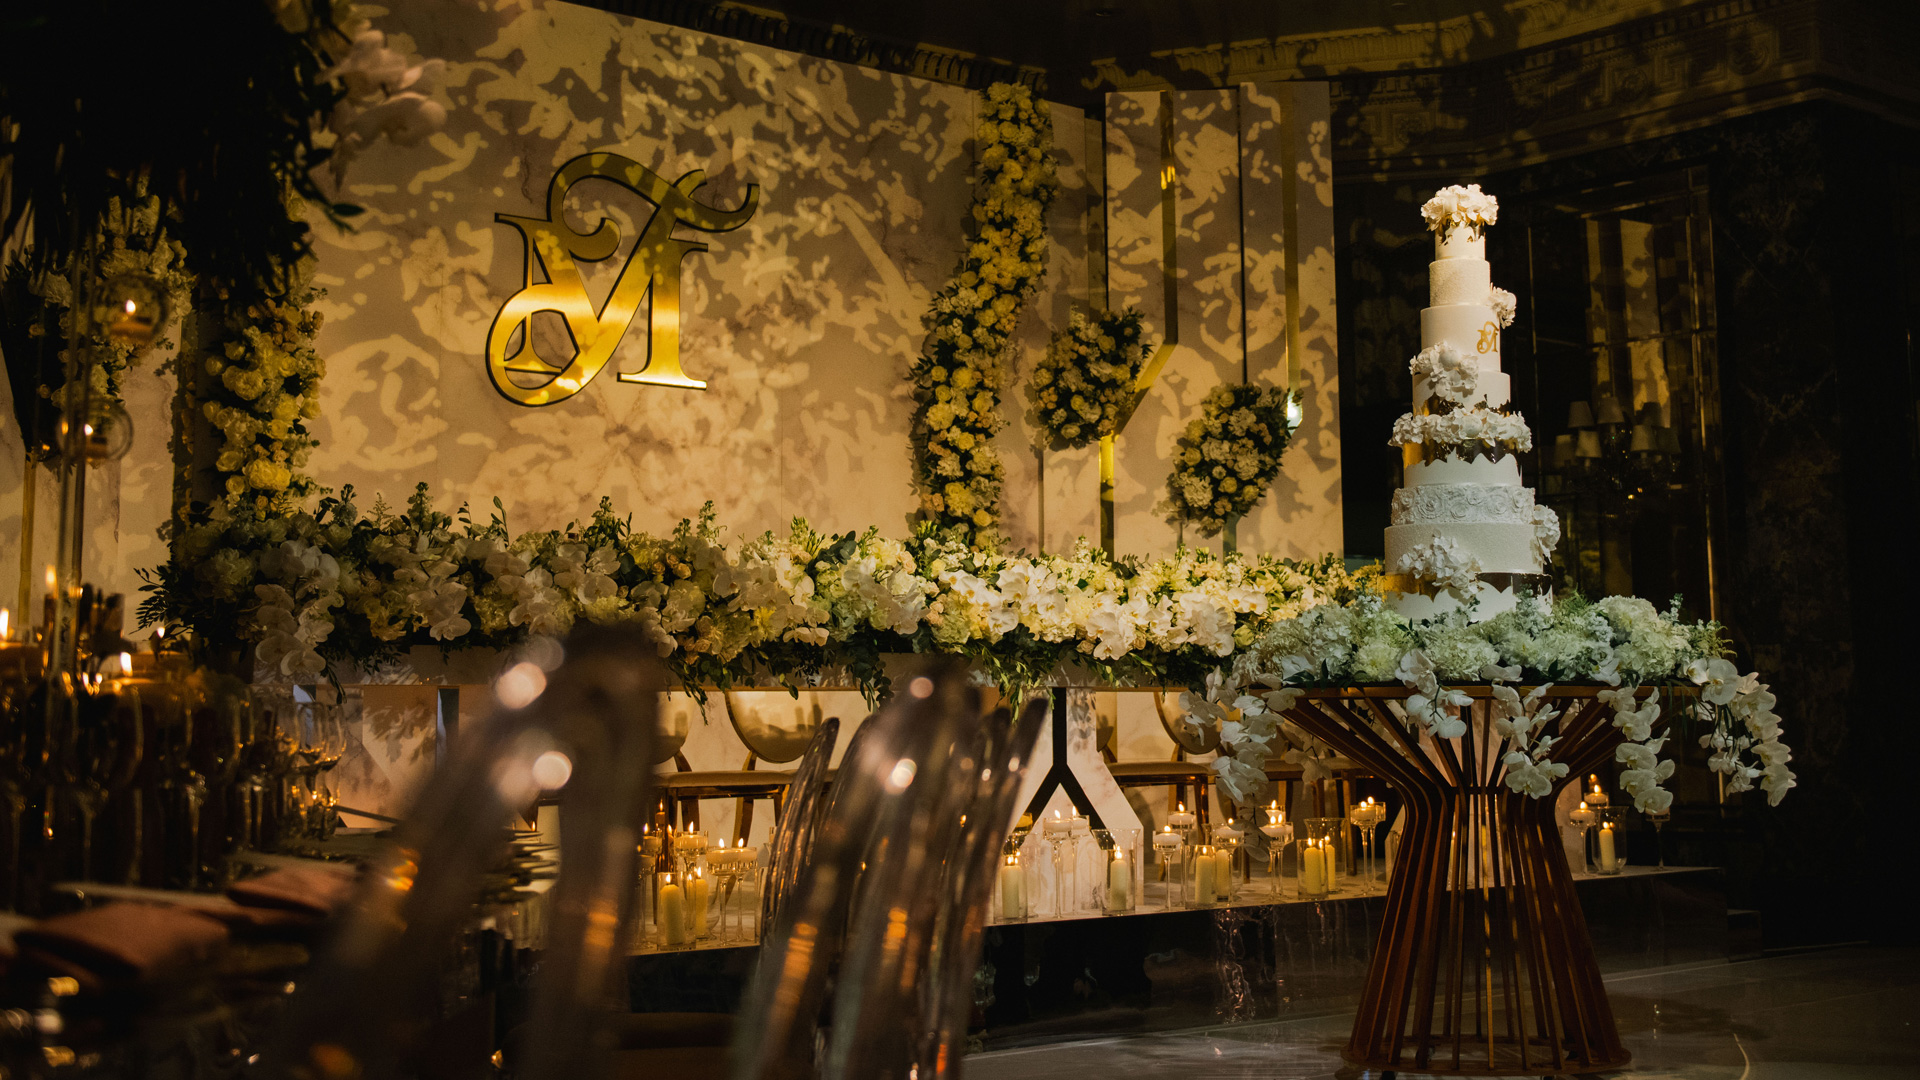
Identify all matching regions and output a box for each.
[1280,684,1686,1076]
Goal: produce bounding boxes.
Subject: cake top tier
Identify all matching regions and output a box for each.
[1421,183,1499,242]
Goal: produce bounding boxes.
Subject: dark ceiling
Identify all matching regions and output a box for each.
[588,0,1503,108]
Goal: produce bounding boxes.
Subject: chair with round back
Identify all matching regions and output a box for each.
[1104,689,1219,831]
[658,691,825,845]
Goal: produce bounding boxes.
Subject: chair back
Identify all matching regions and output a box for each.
[731,660,980,1080]
[915,694,1048,1076]
[1155,689,1221,756]
[261,627,661,1080]
[759,714,840,932]
[725,690,823,765]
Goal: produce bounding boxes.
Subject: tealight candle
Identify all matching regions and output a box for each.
[1167,802,1197,830]
[1152,826,1184,851]
[1044,810,1073,836]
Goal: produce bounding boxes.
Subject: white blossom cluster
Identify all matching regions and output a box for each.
[1392,535,1482,598]
[1531,505,1562,565]
[153,490,1364,692]
[1390,406,1534,462]
[1488,286,1518,328]
[1421,183,1499,239]
[1198,591,1793,816]
[1410,343,1484,408]
[1687,657,1796,805]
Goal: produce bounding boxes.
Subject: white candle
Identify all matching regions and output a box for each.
[1324,840,1340,890]
[1044,810,1072,836]
[1107,850,1130,910]
[1193,848,1216,905]
[1598,823,1616,872]
[1167,803,1197,830]
[659,882,687,946]
[1000,858,1025,919]
[687,873,710,937]
[1153,827,1183,852]
[1213,846,1233,900]
[1301,842,1325,894]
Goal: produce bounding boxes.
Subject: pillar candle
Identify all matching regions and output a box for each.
[1194,850,1216,905]
[1213,846,1233,900]
[659,883,687,946]
[1301,843,1324,894]
[1000,860,1025,919]
[687,873,710,937]
[1107,851,1130,911]
[1598,823,1616,872]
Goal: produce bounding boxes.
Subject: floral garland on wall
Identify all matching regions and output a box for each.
[195,257,327,516]
[1163,383,1298,537]
[1187,591,1795,817]
[1027,308,1148,447]
[909,83,1058,548]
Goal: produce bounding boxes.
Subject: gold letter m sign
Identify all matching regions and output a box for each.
[486,152,758,406]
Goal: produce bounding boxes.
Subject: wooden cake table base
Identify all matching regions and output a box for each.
[1284,687,1666,1076]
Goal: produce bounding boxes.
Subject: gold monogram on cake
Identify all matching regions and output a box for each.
[1477,321,1499,354]
[486,152,759,406]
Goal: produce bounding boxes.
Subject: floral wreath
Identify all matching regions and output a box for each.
[1163,383,1297,537]
[908,83,1058,549]
[1027,307,1148,448]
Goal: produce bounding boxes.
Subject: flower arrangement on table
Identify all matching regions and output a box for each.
[1027,308,1149,447]
[908,83,1058,548]
[140,485,1371,700]
[1191,591,1794,816]
[1162,383,1298,537]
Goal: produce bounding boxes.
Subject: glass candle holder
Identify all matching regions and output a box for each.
[996,839,1029,921]
[1568,801,1597,873]
[1043,813,1077,917]
[1299,817,1343,899]
[1209,822,1241,903]
[1351,799,1386,894]
[1593,808,1628,875]
[1166,801,1198,846]
[1304,816,1344,896]
[1151,826,1187,910]
[1105,826,1128,910]
[1189,844,1220,907]
[655,870,691,948]
[1644,807,1671,868]
[673,829,709,877]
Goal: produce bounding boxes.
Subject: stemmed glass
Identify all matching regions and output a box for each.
[1645,807,1671,868]
[1258,807,1293,900]
[1568,800,1597,874]
[1350,798,1386,894]
[187,671,247,882]
[708,840,758,942]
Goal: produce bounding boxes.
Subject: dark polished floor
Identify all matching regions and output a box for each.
[969,946,1919,1079]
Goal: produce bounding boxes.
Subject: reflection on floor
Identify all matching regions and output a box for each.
[968,946,1919,1079]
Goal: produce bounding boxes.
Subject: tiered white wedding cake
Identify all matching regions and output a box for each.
[1384,185,1559,621]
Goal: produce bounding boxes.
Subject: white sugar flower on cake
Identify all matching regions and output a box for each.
[1393,534,1482,596]
[1409,343,1482,407]
[1390,407,1534,460]
[1420,183,1499,239]
[1531,506,1562,564]
[1488,286,1517,328]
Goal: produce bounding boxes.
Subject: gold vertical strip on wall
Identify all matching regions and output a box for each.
[1279,89,1303,398]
